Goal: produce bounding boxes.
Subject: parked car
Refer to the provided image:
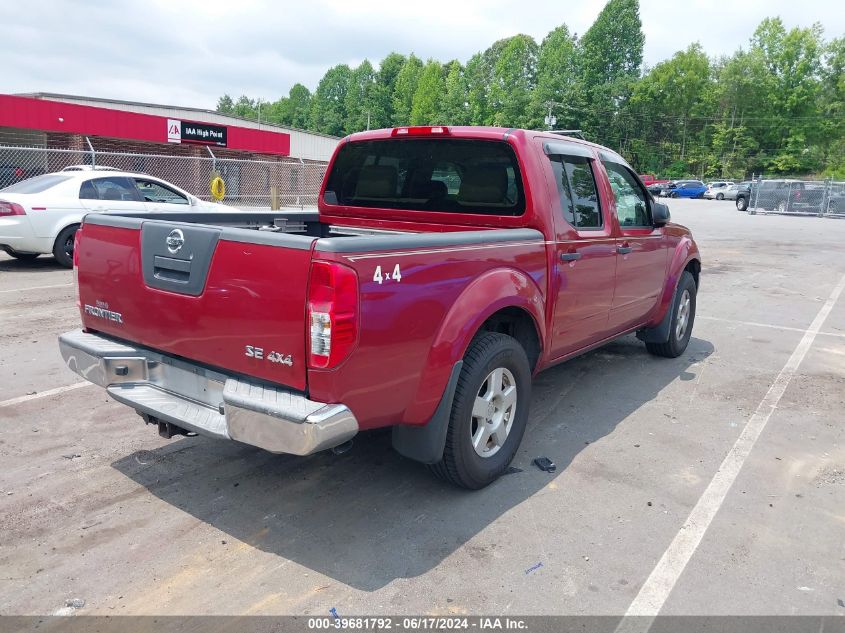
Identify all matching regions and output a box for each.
[735,179,826,214]
[721,182,751,202]
[703,181,735,200]
[0,170,236,267]
[59,125,701,489]
[0,164,44,189]
[660,180,707,199]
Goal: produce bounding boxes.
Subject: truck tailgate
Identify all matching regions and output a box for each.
[76,215,315,391]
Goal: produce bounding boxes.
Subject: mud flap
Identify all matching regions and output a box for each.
[636,283,678,344]
[391,361,463,464]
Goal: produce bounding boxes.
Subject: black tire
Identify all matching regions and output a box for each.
[8,252,39,261]
[716,193,724,200]
[670,192,678,198]
[52,225,78,268]
[776,201,788,214]
[429,332,531,489]
[736,197,748,211]
[646,271,697,358]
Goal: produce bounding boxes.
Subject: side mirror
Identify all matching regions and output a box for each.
[653,202,670,227]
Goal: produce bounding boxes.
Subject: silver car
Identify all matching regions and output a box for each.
[704,181,735,200]
[721,182,751,201]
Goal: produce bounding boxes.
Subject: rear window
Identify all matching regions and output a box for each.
[324,139,525,216]
[0,173,72,194]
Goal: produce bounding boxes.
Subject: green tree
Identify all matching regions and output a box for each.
[463,53,490,125]
[345,60,377,132]
[750,18,825,173]
[372,52,406,128]
[529,25,579,129]
[284,83,312,128]
[233,95,257,118]
[439,60,467,124]
[410,60,445,125]
[216,94,234,114]
[392,54,424,125]
[629,43,714,173]
[309,64,352,135]
[578,0,644,143]
[489,34,538,128]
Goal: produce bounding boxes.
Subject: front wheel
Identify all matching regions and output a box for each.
[429,332,531,489]
[52,225,78,268]
[716,193,724,200]
[646,271,697,358]
[670,192,678,199]
[776,201,788,214]
[736,197,748,211]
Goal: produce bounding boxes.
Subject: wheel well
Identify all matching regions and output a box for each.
[54,223,80,246]
[685,259,700,289]
[477,307,541,371]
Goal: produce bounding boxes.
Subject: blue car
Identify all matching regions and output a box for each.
[663,180,707,199]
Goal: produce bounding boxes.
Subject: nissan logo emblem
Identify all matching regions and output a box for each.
[166,228,185,254]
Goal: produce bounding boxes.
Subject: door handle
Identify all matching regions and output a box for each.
[617,245,633,255]
[560,251,582,262]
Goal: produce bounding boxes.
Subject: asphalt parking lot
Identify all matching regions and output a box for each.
[1,199,843,618]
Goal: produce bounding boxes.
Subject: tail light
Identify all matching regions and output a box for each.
[72,227,82,294]
[307,261,359,369]
[391,126,450,136]
[0,200,25,216]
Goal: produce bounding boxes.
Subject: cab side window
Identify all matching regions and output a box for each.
[548,155,602,229]
[603,162,652,227]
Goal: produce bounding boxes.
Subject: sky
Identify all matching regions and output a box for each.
[1,0,843,110]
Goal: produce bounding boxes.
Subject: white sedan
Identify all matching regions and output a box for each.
[0,169,235,267]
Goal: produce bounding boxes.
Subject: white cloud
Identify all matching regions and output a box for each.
[0,0,841,109]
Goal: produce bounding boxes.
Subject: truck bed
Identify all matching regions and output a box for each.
[76,211,544,406]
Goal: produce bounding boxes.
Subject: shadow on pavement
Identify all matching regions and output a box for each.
[111,334,714,591]
[0,255,65,272]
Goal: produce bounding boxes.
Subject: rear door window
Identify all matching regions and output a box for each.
[548,155,602,229]
[324,139,525,216]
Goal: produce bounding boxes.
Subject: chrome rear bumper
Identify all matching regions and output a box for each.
[58,329,358,455]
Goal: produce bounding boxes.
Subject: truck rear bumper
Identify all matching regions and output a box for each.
[58,329,358,455]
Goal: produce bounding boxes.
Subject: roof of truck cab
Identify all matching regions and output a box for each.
[343,126,603,151]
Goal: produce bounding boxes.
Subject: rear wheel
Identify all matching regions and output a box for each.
[429,332,531,489]
[646,271,697,358]
[52,225,78,268]
[8,252,39,261]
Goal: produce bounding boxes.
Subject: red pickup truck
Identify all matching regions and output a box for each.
[59,126,700,489]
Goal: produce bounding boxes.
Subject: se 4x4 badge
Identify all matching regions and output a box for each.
[245,345,293,367]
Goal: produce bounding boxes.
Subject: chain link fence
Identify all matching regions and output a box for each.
[745,175,845,218]
[0,139,328,208]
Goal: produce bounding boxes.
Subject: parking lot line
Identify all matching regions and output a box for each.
[0,282,73,294]
[617,271,845,629]
[0,381,92,408]
[698,314,845,338]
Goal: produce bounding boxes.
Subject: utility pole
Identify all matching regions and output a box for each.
[257,99,263,129]
[366,111,371,131]
[544,101,559,130]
